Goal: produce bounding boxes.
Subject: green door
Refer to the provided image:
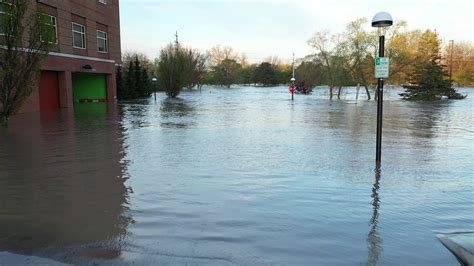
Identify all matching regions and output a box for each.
[72,73,107,103]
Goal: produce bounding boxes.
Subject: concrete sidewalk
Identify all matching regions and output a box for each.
[437,232,474,266]
[0,252,69,266]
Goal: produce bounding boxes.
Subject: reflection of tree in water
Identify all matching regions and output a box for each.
[118,101,151,129]
[406,102,445,139]
[160,97,195,128]
[0,107,133,263]
[366,167,383,266]
[314,101,372,135]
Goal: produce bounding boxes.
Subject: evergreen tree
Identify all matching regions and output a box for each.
[133,57,142,96]
[139,66,151,97]
[131,56,151,98]
[275,68,292,85]
[401,30,465,101]
[117,56,153,100]
[116,66,125,100]
[254,62,277,86]
[124,60,138,99]
[236,66,254,85]
[401,58,464,100]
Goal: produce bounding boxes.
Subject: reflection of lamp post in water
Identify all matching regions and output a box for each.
[371,12,393,164]
[152,77,158,102]
[367,167,383,265]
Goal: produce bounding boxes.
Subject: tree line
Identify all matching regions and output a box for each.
[121,18,471,100]
[118,46,294,98]
[299,18,467,100]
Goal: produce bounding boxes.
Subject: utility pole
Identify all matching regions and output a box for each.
[449,40,454,82]
[170,31,179,97]
[175,31,179,49]
[292,53,295,79]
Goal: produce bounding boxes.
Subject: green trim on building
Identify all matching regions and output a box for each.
[72,73,107,102]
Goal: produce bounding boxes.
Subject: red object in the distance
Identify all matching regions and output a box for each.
[289,84,296,94]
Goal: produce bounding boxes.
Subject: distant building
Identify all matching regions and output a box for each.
[21,0,121,112]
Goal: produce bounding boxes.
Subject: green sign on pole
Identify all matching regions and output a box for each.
[375,57,389,78]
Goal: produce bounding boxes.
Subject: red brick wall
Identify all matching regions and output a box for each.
[21,82,41,113]
[18,0,121,113]
[35,0,121,62]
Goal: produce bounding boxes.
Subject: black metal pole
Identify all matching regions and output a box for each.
[292,92,294,101]
[154,82,157,102]
[376,35,385,163]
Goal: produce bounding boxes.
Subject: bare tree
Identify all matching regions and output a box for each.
[238,53,249,67]
[336,18,376,100]
[443,41,474,85]
[157,44,188,97]
[184,48,208,90]
[264,55,282,66]
[308,31,337,99]
[122,51,156,76]
[384,21,419,86]
[157,44,209,97]
[209,45,238,66]
[0,0,53,126]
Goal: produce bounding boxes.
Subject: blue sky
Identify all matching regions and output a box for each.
[120,0,474,63]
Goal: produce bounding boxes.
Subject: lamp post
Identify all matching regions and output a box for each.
[290,53,296,101]
[290,78,296,101]
[152,77,158,102]
[372,12,393,164]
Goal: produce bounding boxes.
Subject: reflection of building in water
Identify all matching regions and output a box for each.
[0,105,131,262]
[366,167,383,266]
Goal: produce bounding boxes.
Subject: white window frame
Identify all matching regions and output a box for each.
[96,30,108,53]
[0,0,13,15]
[72,22,86,49]
[40,14,58,44]
[0,1,14,36]
[98,0,107,4]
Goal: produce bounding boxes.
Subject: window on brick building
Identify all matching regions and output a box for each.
[0,1,13,36]
[72,22,86,49]
[97,30,108,53]
[40,14,57,44]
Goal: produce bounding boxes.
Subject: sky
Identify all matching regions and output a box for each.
[120,0,474,63]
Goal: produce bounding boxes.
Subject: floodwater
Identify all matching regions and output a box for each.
[0,86,472,265]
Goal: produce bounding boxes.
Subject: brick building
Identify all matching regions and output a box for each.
[21,0,121,112]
